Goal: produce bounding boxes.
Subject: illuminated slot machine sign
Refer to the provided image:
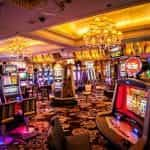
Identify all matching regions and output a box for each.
[54,63,64,90]
[110,46,122,58]
[3,75,20,102]
[125,57,142,77]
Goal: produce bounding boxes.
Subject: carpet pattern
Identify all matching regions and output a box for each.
[1,89,113,150]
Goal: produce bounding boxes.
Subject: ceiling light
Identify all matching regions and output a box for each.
[83,17,122,48]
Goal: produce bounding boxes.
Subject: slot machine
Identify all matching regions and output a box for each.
[119,60,127,79]
[37,67,45,87]
[19,72,28,87]
[96,79,150,149]
[1,65,22,103]
[72,63,82,90]
[43,65,53,86]
[0,65,23,135]
[85,61,96,82]
[27,64,34,86]
[53,63,64,96]
[28,73,34,85]
[104,61,111,84]
[43,66,49,86]
[48,66,54,84]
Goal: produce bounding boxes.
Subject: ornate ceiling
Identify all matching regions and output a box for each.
[49,3,150,40]
[0,36,61,56]
[0,2,149,56]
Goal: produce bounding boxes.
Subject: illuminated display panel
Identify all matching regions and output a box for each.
[115,84,148,126]
[110,46,122,58]
[4,65,17,74]
[3,86,18,95]
[19,72,27,80]
[125,57,142,76]
[126,87,147,118]
[3,76,18,85]
[120,63,126,77]
[54,64,63,79]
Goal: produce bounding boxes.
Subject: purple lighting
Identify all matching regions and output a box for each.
[10,125,35,135]
[0,136,13,145]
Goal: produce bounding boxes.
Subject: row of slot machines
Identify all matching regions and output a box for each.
[72,62,97,91]
[104,57,150,90]
[36,67,54,87]
[0,64,36,123]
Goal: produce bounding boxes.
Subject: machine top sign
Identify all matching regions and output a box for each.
[126,57,142,76]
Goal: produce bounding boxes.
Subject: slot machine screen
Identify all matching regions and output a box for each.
[44,72,48,76]
[4,65,17,74]
[3,76,11,85]
[11,76,18,84]
[3,86,18,95]
[120,63,126,77]
[126,87,147,118]
[115,84,148,125]
[3,76,17,85]
[19,72,27,80]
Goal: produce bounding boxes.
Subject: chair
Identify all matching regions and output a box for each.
[47,118,91,150]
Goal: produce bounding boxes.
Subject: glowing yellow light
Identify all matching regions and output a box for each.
[77,27,89,36]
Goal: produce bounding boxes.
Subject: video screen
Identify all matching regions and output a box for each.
[44,72,48,76]
[3,76,18,85]
[19,72,27,80]
[4,65,17,73]
[3,86,18,95]
[126,87,147,118]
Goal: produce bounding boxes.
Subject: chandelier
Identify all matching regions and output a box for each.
[83,17,122,48]
[6,37,27,56]
[11,0,47,9]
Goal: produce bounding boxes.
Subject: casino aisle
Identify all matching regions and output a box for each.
[5,88,112,150]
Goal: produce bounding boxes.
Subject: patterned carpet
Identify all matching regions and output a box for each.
[1,89,113,150]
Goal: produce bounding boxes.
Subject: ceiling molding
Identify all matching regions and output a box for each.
[21,29,79,47]
[123,28,150,40]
